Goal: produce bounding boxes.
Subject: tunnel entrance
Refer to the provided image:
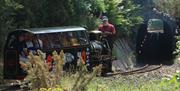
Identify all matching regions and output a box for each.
[136,19,175,64]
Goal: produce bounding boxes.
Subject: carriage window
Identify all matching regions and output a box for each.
[7,35,17,48]
[48,33,62,48]
[77,31,88,45]
[61,31,88,47]
[37,34,52,49]
[32,36,41,48]
[60,32,71,47]
[147,19,164,33]
[36,31,88,49]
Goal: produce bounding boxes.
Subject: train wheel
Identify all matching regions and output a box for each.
[101,60,112,76]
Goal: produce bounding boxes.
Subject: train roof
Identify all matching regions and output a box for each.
[14,26,86,34]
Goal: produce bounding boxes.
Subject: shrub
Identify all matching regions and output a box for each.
[160,71,180,91]
[20,50,64,90]
[21,50,102,91]
[173,36,180,63]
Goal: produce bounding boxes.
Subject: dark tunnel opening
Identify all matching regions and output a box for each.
[136,20,176,64]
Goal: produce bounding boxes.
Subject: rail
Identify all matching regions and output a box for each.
[106,64,162,76]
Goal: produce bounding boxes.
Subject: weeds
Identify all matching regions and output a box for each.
[174,36,180,63]
[20,49,179,91]
[161,71,180,91]
[71,63,102,91]
[21,50,101,91]
[21,50,64,90]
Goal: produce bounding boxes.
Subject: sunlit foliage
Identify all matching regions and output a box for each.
[153,0,180,18]
[0,0,142,55]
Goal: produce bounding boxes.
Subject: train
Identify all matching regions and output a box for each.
[3,26,113,79]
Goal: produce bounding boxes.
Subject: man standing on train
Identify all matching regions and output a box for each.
[98,16,116,50]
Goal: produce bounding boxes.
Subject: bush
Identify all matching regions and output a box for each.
[21,50,101,91]
[160,71,180,91]
[104,0,143,36]
[173,36,180,63]
[21,50,64,90]
[0,0,143,51]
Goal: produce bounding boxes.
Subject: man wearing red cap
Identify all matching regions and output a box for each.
[98,16,116,50]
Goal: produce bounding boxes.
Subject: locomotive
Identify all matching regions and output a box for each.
[3,27,114,79]
[89,30,114,73]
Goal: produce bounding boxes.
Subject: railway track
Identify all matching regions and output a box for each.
[106,64,162,76]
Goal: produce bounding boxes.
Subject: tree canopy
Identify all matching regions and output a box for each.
[153,0,180,18]
[0,0,142,55]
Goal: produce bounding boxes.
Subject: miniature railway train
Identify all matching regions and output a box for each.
[3,18,177,79]
[3,26,114,79]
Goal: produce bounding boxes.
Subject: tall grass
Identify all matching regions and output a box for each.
[21,50,58,90]
[174,36,180,64]
[21,50,101,91]
[87,79,162,91]
[61,73,175,91]
[61,73,180,91]
[19,47,179,91]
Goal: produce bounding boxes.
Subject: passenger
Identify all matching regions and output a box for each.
[62,33,71,47]
[17,33,29,69]
[24,33,37,54]
[40,35,51,49]
[19,33,37,69]
[98,16,116,50]
[16,33,26,53]
[38,39,43,48]
[50,34,61,48]
[19,48,29,69]
[68,32,79,46]
[32,36,43,49]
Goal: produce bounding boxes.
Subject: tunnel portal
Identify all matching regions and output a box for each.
[136,18,176,64]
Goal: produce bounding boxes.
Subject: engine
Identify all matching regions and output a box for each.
[89,31,110,56]
[90,40,109,56]
[88,30,113,74]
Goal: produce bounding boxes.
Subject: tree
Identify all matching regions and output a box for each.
[153,0,180,18]
[0,0,142,57]
[0,0,23,57]
[103,0,143,36]
[153,0,180,27]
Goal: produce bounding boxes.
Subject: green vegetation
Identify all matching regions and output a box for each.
[0,0,142,57]
[105,0,143,36]
[20,50,180,91]
[1,0,180,91]
[41,72,180,91]
[174,36,180,63]
[88,78,161,91]
[20,50,64,90]
[160,71,180,91]
[21,50,101,91]
[50,72,180,91]
[153,0,180,18]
